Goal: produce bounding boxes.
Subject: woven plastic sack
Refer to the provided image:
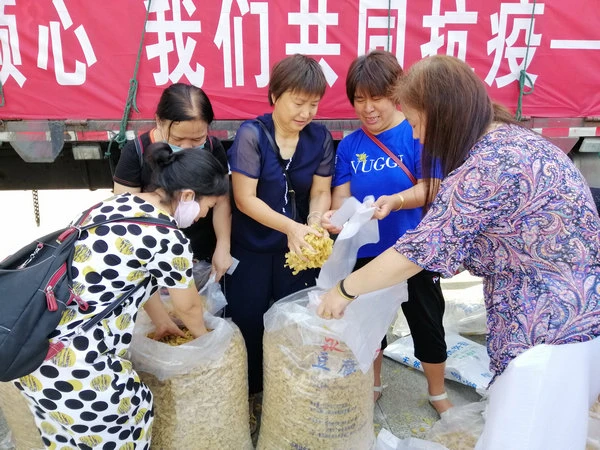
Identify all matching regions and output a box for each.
[258,290,375,450]
[0,382,45,450]
[384,332,493,390]
[129,313,252,450]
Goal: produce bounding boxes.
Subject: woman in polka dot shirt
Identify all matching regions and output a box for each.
[13,143,229,449]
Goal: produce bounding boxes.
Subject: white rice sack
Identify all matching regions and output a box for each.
[384,333,493,390]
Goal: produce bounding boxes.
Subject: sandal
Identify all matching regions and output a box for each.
[374,384,387,402]
[428,391,451,415]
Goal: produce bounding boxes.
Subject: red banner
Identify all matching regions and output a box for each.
[0,0,598,121]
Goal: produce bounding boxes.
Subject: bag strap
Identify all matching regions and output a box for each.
[80,277,151,333]
[254,119,297,220]
[47,211,176,359]
[133,135,144,166]
[58,204,174,243]
[361,126,418,185]
[75,213,174,330]
[47,266,151,360]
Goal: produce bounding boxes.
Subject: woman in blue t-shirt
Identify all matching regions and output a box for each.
[322,50,451,414]
[226,55,334,419]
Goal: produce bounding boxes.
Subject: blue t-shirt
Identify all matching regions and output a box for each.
[333,120,423,258]
[228,114,335,252]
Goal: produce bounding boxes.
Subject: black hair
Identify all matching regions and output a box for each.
[144,142,228,202]
[268,54,327,105]
[156,83,215,124]
[346,50,403,105]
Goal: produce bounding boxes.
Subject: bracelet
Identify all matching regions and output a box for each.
[393,193,405,212]
[337,278,358,301]
[307,211,322,222]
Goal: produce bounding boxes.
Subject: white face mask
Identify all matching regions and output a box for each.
[173,195,200,228]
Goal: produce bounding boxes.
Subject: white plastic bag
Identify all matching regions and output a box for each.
[392,299,487,338]
[311,196,409,373]
[384,333,493,390]
[316,196,379,289]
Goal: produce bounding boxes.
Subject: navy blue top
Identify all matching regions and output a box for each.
[228,114,334,252]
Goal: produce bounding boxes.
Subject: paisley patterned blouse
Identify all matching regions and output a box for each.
[394,125,600,382]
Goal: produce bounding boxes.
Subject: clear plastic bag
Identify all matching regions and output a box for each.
[375,428,448,450]
[129,314,252,450]
[192,259,212,291]
[160,273,227,316]
[199,274,227,315]
[259,290,375,450]
[311,196,409,373]
[425,401,486,450]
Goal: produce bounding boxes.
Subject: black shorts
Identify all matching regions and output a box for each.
[354,257,447,364]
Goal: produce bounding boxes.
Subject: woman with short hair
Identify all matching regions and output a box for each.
[226,54,334,406]
[321,50,450,412]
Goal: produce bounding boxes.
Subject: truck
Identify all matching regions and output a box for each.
[0,0,599,195]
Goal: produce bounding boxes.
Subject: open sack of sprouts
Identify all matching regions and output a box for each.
[257,197,408,450]
[129,308,252,450]
[0,382,45,450]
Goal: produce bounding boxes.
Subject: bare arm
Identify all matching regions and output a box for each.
[231,171,320,254]
[168,285,208,338]
[306,175,332,226]
[372,180,430,219]
[210,194,232,282]
[317,247,422,319]
[321,182,351,234]
[143,292,185,340]
[113,182,141,195]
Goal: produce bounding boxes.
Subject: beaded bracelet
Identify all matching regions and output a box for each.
[337,278,358,301]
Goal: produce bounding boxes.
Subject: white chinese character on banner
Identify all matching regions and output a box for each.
[421,0,478,60]
[286,0,340,87]
[145,0,203,86]
[214,0,269,88]
[37,0,97,86]
[0,0,25,87]
[485,0,545,88]
[357,0,407,66]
